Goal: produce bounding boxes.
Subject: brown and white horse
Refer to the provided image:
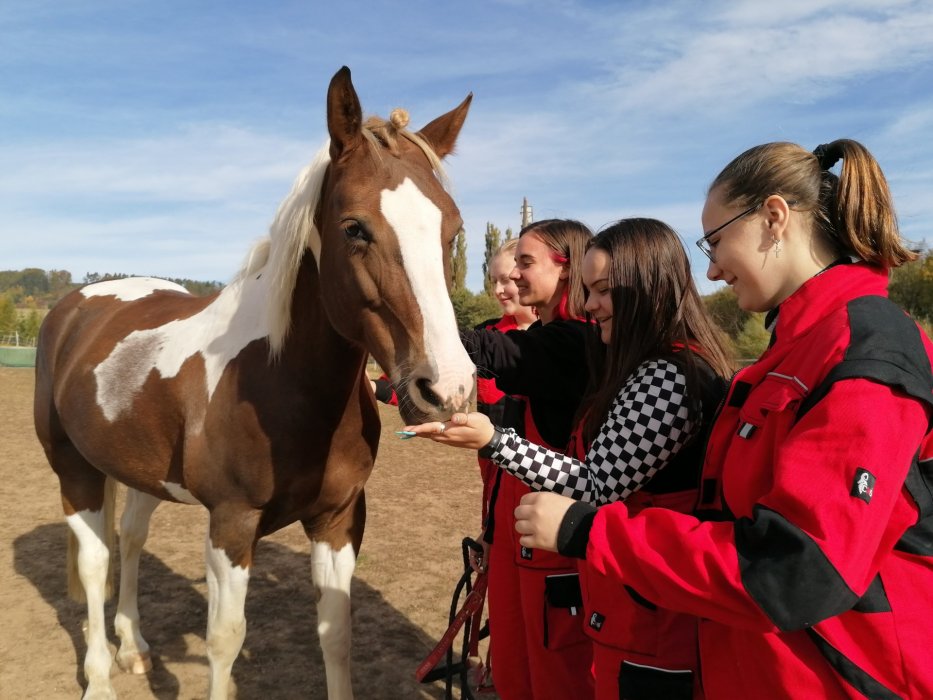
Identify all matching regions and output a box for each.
[33,66,475,700]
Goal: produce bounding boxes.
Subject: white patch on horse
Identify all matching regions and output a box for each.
[94,274,272,422]
[311,541,355,699]
[66,508,114,691]
[381,177,475,411]
[161,481,200,505]
[204,542,250,697]
[81,277,190,301]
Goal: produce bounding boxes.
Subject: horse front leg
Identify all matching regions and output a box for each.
[114,488,161,674]
[305,492,365,700]
[204,505,260,700]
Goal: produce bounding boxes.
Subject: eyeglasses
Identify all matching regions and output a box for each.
[695,202,761,262]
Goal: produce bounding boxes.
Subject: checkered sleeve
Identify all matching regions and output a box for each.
[490,359,698,505]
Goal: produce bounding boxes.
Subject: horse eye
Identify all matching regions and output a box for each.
[343,222,370,242]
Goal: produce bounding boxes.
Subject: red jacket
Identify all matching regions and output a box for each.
[582,263,933,699]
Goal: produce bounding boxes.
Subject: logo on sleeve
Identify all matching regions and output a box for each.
[520,546,533,560]
[588,611,605,631]
[851,468,875,504]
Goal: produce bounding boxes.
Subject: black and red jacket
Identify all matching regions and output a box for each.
[462,317,589,449]
[462,317,589,541]
[580,263,933,699]
[473,315,528,523]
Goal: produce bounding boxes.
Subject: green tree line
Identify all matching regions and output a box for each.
[6,248,933,354]
[0,269,224,345]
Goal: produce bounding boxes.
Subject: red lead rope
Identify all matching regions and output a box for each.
[414,573,489,682]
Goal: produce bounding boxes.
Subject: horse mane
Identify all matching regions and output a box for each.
[235,111,449,358]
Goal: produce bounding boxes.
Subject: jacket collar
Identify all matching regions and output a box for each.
[767,261,889,345]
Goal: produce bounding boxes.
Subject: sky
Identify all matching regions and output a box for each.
[3,0,933,295]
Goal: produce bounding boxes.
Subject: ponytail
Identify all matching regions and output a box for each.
[711,139,915,268]
[812,139,915,267]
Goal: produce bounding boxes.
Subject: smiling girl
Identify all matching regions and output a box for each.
[408,219,732,699]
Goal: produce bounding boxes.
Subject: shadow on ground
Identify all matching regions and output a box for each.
[14,522,453,699]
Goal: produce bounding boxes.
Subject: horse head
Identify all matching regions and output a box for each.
[315,67,476,423]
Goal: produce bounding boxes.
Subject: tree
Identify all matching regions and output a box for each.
[889,254,933,323]
[450,288,501,330]
[0,294,16,335]
[21,268,49,296]
[703,287,750,339]
[450,228,468,292]
[482,223,502,295]
[47,269,74,295]
[733,312,771,361]
[16,309,42,343]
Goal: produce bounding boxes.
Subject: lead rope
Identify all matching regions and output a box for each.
[415,538,492,699]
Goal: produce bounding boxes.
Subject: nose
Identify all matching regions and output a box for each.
[583,294,597,314]
[411,369,475,414]
[508,266,521,281]
[706,258,722,282]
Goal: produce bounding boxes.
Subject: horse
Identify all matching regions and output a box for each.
[33,66,476,700]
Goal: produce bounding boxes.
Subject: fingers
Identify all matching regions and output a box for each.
[398,412,494,450]
[469,549,487,573]
[512,492,567,553]
[397,421,448,439]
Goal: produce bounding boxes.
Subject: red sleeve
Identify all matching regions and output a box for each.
[584,380,929,632]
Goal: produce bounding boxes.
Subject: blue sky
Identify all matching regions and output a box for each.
[3,0,933,295]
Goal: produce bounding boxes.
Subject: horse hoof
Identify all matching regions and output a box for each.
[82,685,117,700]
[116,650,152,674]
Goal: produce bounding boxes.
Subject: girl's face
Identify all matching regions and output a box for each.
[701,189,787,312]
[510,233,568,318]
[583,247,613,344]
[488,252,522,315]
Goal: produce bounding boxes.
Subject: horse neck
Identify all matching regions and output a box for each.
[277,253,367,380]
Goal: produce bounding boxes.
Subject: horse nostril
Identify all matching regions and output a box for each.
[415,377,444,409]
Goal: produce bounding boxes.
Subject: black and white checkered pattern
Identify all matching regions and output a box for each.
[491,359,697,505]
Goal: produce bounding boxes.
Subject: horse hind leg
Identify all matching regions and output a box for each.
[114,488,161,674]
[62,473,118,700]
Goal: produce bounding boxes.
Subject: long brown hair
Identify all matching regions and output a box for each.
[519,219,592,320]
[580,218,734,444]
[709,139,915,267]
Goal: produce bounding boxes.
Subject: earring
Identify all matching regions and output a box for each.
[772,236,782,258]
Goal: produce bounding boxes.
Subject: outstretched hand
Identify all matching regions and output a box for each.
[401,411,496,450]
[514,491,577,553]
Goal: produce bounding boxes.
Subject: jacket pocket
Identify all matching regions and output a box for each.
[581,567,659,656]
[542,573,588,651]
[618,661,693,700]
[736,372,809,439]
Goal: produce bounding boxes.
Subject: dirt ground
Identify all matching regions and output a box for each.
[0,367,495,699]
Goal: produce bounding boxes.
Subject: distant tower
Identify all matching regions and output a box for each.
[520,197,533,228]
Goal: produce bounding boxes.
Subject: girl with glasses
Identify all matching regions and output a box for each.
[516,140,933,699]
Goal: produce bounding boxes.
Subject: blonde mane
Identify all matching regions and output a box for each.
[236,113,448,357]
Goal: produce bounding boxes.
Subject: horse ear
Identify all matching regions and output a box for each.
[417,93,472,159]
[327,66,364,161]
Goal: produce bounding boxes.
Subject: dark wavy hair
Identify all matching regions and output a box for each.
[579,218,734,444]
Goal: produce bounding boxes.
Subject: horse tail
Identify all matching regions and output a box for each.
[66,476,118,603]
